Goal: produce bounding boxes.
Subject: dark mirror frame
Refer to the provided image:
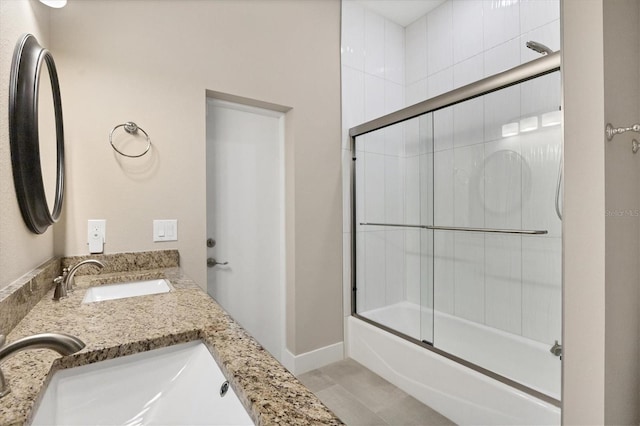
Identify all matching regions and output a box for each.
[9,34,65,234]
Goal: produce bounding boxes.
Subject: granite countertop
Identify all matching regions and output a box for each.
[0,267,343,425]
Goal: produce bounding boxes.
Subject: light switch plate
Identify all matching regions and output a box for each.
[153,220,178,242]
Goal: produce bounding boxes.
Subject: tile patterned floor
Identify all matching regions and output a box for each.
[298,359,455,426]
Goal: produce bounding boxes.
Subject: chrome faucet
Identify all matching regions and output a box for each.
[0,333,85,398]
[53,259,105,300]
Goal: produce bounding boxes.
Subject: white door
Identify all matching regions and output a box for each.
[206,98,284,362]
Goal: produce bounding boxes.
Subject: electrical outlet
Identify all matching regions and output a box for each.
[88,219,106,253]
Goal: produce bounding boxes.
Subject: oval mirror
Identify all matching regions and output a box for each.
[9,34,65,234]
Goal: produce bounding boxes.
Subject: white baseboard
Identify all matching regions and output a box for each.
[282,341,344,376]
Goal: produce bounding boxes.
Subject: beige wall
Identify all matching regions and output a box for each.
[562,0,606,422]
[0,0,55,290]
[563,0,640,424]
[603,1,640,423]
[46,0,342,355]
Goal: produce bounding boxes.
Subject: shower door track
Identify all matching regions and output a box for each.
[349,51,562,407]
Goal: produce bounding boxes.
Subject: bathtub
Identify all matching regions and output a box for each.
[349,302,561,425]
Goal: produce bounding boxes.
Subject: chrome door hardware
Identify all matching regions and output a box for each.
[605,123,640,141]
[220,381,229,397]
[206,238,216,248]
[207,258,228,268]
[606,123,640,154]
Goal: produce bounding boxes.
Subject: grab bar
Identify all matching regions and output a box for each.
[360,222,548,235]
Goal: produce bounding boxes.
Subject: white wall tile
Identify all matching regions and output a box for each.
[405,15,428,85]
[427,66,453,98]
[419,113,434,155]
[341,66,364,150]
[385,121,405,156]
[434,231,454,315]
[520,66,561,117]
[522,236,561,344]
[485,234,522,334]
[405,155,420,224]
[364,231,387,310]
[364,152,385,224]
[341,0,365,71]
[405,229,421,305]
[483,38,520,78]
[364,74,385,123]
[420,229,435,338]
[385,230,405,304]
[453,0,484,63]
[364,8,385,77]
[484,85,520,143]
[433,106,453,152]
[405,117,420,157]
[434,149,454,226]
[427,1,453,76]
[452,56,484,148]
[405,78,428,107]
[385,20,405,85]
[420,153,434,226]
[363,128,385,156]
[419,229,435,342]
[453,53,485,88]
[454,232,485,323]
[482,0,520,50]
[483,138,523,230]
[520,0,560,34]
[384,155,405,224]
[453,98,485,148]
[454,144,485,227]
[384,80,405,115]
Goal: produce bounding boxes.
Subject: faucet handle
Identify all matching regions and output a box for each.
[52,275,67,301]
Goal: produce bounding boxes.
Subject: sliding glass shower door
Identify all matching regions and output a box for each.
[353,113,434,345]
[352,69,562,401]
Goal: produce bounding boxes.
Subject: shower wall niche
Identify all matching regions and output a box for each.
[342,0,562,402]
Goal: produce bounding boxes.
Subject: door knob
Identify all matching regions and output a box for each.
[207,258,228,268]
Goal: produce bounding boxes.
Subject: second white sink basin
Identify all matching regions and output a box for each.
[82,279,172,304]
[31,341,255,425]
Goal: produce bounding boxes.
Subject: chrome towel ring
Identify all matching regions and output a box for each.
[109,121,151,158]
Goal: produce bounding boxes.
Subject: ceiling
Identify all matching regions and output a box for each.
[355,0,447,27]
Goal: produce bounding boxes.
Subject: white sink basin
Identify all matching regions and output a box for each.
[31,341,255,425]
[81,278,172,304]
